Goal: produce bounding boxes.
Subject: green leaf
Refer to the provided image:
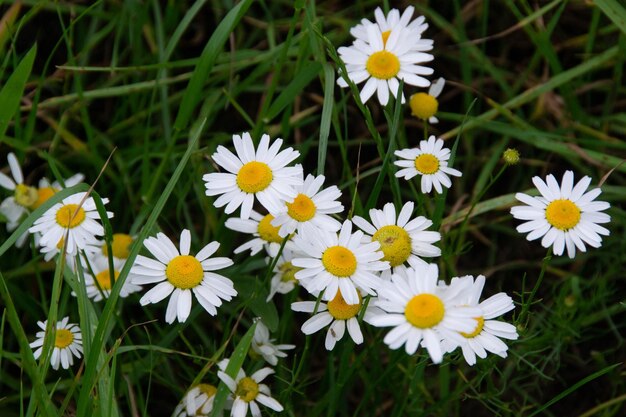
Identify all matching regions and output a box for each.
[595,0,626,36]
[317,63,334,176]
[0,44,36,142]
[264,61,322,122]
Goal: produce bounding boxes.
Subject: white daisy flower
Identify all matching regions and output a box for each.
[409,77,445,123]
[173,383,218,417]
[271,174,343,238]
[217,362,283,417]
[337,24,434,105]
[350,6,430,46]
[394,136,462,194]
[442,275,518,366]
[266,248,301,301]
[292,290,374,350]
[369,264,480,364]
[510,170,611,258]
[28,192,113,256]
[203,132,303,220]
[292,220,389,305]
[250,319,295,366]
[225,210,292,257]
[132,229,237,323]
[352,201,441,279]
[29,317,83,370]
[79,255,142,301]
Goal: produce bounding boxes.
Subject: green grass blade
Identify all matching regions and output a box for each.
[316,64,334,176]
[264,61,322,123]
[595,0,626,36]
[0,44,36,143]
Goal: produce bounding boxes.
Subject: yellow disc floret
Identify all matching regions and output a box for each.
[414,154,440,175]
[404,293,445,328]
[236,161,273,193]
[322,246,357,277]
[366,51,400,80]
[461,316,485,338]
[327,290,361,320]
[54,328,74,349]
[102,233,133,259]
[95,269,119,291]
[409,92,438,120]
[545,199,581,231]
[372,225,412,267]
[235,377,259,402]
[258,214,283,243]
[287,193,317,222]
[30,187,57,209]
[279,261,301,283]
[166,255,203,289]
[15,184,38,208]
[198,383,217,398]
[381,30,391,46]
[55,204,86,228]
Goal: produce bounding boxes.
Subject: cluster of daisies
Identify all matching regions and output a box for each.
[0,5,612,417]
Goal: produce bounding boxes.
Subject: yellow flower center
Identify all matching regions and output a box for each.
[54,328,74,349]
[287,193,317,222]
[381,30,391,46]
[236,161,273,193]
[198,383,217,398]
[461,316,485,339]
[545,199,581,231]
[327,290,361,320]
[404,294,445,328]
[235,377,259,402]
[366,51,400,80]
[372,225,412,267]
[15,184,38,208]
[322,246,357,277]
[94,269,119,291]
[55,204,86,228]
[414,154,440,175]
[30,187,57,209]
[279,261,301,283]
[166,255,203,289]
[257,214,283,243]
[409,92,439,120]
[102,233,133,259]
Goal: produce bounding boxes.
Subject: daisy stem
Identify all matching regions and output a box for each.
[518,248,552,326]
[262,236,290,285]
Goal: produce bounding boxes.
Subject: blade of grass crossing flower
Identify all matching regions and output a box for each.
[594,0,626,36]
[209,322,258,417]
[0,44,36,143]
[76,118,208,416]
[317,63,334,176]
[173,0,252,131]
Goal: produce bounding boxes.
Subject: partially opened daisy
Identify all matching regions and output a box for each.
[510,170,611,258]
[132,229,237,323]
[292,290,374,350]
[394,136,462,193]
[203,132,303,219]
[217,360,283,417]
[442,275,518,366]
[250,319,295,366]
[79,255,142,301]
[271,174,343,238]
[173,383,218,417]
[29,192,113,256]
[410,77,445,123]
[266,248,301,301]
[292,220,389,305]
[350,6,430,44]
[352,201,441,279]
[337,24,434,105]
[369,264,480,363]
[30,317,83,370]
[225,210,292,257]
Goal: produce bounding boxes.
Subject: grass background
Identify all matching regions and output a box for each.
[0,0,625,416]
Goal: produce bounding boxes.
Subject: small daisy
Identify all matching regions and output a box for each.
[292,290,374,350]
[217,361,283,417]
[173,383,218,417]
[132,229,237,323]
[266,248,301,301]
[271,174,343,238]
[350,6,430,46]
[337,24,434,105]
[443,275,518,366]
[369,264,480,363]
[203,132,303,220]
[292,220,389,305]
[409,77,445,123]
[352,201,441,278]
[225,210,293,257]
[250,319,295,366]
[30,317,83,370]
[80,255,142,301]
[510,170,611,258]
[29,192,113,256]
[394,136,462,194]
[32,173,85,209]
[99,232,135,261]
